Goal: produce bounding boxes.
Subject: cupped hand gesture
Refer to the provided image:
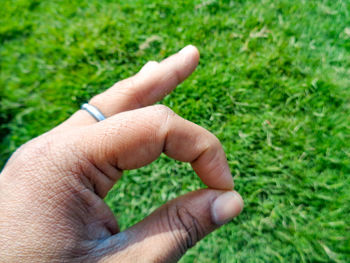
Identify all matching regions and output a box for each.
[0,46,243,262]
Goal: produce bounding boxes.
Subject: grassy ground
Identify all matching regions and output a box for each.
[1,0,350,262]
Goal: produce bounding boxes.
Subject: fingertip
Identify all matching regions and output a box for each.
[179,45,199,56]
[179,45,200,65]
[228,176,235,189]
[190,45,200,61]
[213,168,234,190]
[216,173,234,191]
[222,165,235,190]
[191,143,234,191]
[211,191,244,225]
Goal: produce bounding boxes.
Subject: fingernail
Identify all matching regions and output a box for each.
[211,191,244,225]
[179,45,195,55]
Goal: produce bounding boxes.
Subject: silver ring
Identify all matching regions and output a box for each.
[81,103,106,122]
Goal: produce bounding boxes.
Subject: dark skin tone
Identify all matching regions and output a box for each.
[0,45,243,262]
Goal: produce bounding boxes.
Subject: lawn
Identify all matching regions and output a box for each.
[1,0,350,262]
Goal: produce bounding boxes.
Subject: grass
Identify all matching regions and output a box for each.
[1,0,350,262]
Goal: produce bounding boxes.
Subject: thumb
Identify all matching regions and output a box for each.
[95,189,243,262]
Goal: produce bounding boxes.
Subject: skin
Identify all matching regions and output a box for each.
[0,45,243,262]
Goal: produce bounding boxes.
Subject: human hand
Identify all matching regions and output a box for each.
[0,45,243,262]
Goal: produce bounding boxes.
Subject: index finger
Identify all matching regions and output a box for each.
[76,105,233,197]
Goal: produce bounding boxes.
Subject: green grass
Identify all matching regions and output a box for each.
[1,0,350,262]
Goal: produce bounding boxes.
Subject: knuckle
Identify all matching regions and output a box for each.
[152,104,174,117]
[151,105,175,130]
[21,137,62,169]
[126,77,145,108]
[12,137,52,165]
[210,134,222,150]
[166,204,204,254]
[204,132,222,152]
[25,135,56,158]
[171,66,183,85]
[140,61,159,73]
[93,77,145,109]
[3,135,59,176]
[20,133,73,169]
[145,60,159,66]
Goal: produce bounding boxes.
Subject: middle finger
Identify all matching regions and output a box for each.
[59,45,199,128]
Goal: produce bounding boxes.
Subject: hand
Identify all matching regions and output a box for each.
[0,45,243,262]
